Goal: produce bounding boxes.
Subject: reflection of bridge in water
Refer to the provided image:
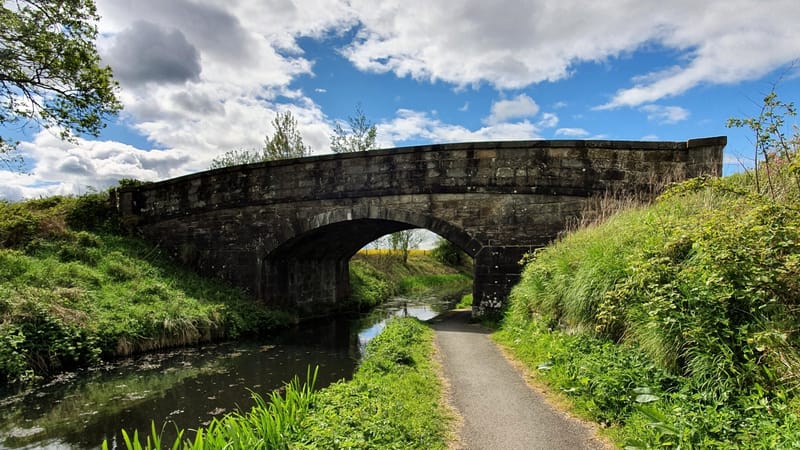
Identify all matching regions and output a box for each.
[114,137,725,317]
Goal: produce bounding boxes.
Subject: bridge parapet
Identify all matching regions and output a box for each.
[115,137,725,318]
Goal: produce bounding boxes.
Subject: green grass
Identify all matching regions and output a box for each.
[495,173,800,448]
[110,317,452,449]
[455,293,472,309]
[348,252,472,309]
[0,193,292,385]
[397,273,471,299]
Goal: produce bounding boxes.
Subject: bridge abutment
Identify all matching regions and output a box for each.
[473,246,530,316]
[263,258,350,317]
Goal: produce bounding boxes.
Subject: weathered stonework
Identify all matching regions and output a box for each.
[114,137,726,318]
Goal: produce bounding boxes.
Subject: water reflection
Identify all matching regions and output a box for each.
[356,295,454,352]
[0,295,455,450]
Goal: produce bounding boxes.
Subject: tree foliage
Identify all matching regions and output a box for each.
[431,238,465,267]
[389,229,423,264]
[0,0,122,166]
[330,104,377,153]
[263,110,310,160]
[209,110,310,169]
[208,148,265,170]
[727,87,799,200]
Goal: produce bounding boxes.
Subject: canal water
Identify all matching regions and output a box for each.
[0,295,457,449]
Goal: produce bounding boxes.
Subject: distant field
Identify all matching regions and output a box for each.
[358,248,431,256]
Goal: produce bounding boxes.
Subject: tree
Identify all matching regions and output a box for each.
[263,110,310,160]
[330,103,377,153]
[209,110,310,169]
[0,0,122,167]
[389,229,423,264]
[431,238,465,267]
[209,148,265,170]
[727,86,799,199]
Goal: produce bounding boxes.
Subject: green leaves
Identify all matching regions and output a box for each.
[329,103,377,153]
[633,387,660,404]
[209,111,311,169]
[0,0,122,165]
[726,87,799,200]
[263,110,310,161]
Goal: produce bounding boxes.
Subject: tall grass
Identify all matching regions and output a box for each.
[497,89,800,448]
[500,174,800,446]
[110,318,452,449]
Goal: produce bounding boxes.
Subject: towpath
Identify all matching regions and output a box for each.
[430,310,611,450]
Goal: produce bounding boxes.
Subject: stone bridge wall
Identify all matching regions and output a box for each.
[115,137,725,317]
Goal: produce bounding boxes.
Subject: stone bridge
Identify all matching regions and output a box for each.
[113,137,725,317]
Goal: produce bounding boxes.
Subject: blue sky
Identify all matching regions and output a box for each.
[2,0,799,200]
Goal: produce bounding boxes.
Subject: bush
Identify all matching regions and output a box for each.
[65,192,119,232]
[349,259,395,308]
[0,194,295,385]
[0,294,101,382]
[431,238,465,267]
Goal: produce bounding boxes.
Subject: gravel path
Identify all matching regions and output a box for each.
[431,310,610,450]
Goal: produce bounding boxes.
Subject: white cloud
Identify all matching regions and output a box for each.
[537,112,559,128]
[485,94,539,125]
[640,104,690,124]
[6,0,797,199]
[555,128,590,137]
[597,0,800,108]
[0,129,195,201]
[344,0,799,103]
[378,109,542,148]
[94,0,340,161]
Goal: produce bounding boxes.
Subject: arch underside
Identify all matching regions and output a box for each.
[263,209,480,316]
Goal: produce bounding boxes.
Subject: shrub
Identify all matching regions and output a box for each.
[65,192,119,232]
[431,238,464,267]
[349,259,395,308]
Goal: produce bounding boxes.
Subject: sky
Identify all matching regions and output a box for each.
[1,0,800,201]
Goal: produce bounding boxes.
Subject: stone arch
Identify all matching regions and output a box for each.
[268,205,482,260]
[260,206,481,315]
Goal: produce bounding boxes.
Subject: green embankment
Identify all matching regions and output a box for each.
[348,251,472,309]
[494,173,800,448]
[0,194,293,385]
[0,192,472,386]
[110,317,453,450]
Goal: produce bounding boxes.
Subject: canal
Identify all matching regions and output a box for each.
[0,295,457,449]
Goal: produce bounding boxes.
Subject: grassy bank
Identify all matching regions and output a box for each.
[0,194,292,385]
[110,317,452,449]
[348,251,472,309]
[0,192,473,386]
[495,172,800,448]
